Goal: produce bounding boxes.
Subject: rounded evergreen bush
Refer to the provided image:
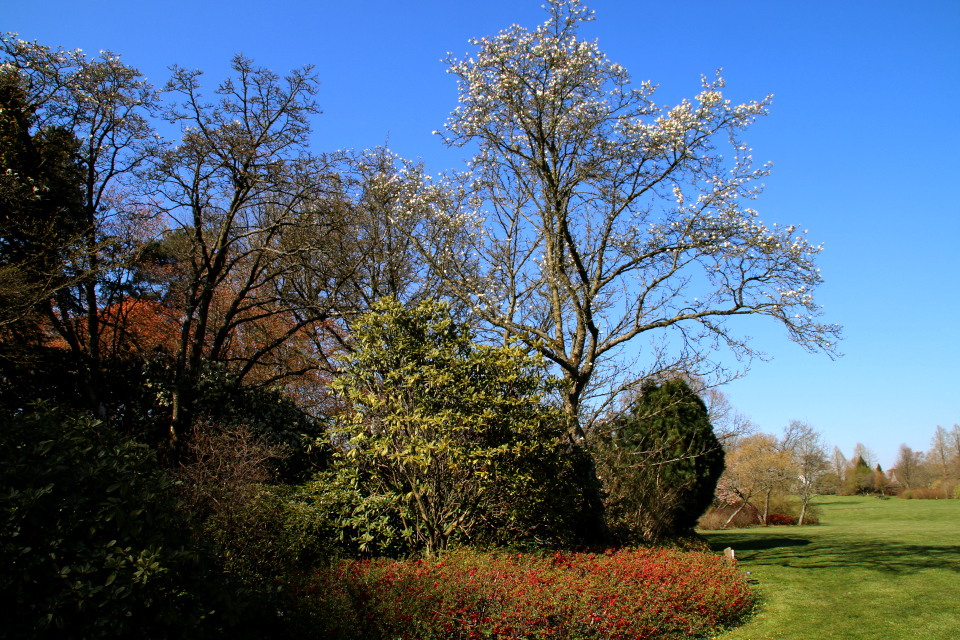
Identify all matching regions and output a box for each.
[599,379,725,541]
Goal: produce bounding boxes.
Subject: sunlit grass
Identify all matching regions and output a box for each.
[700,495,960,639]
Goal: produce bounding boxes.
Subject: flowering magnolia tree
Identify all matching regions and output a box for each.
[402,0,840,435]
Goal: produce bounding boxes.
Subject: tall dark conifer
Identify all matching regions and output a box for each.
[601,378,725,541]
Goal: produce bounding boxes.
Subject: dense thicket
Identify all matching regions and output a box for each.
[0,405,271,638]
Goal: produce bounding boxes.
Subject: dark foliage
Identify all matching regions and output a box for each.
[0,404,280,639]
[599,378,725,541]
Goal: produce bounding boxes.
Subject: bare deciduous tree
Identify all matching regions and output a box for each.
[950,424,960,478]
[893,444,929,489]
[151,55,351,450]
[852,442,878,471]
[829,446,847,493]
[782,420,829,525]
[928,425,953,479]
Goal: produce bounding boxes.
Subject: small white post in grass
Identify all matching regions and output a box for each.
[724,547,737,566]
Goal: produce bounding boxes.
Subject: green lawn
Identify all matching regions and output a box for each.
[700,496,960,639]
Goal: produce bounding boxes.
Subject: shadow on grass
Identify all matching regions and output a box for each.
[712,536,812,552]
[704,532,960,575]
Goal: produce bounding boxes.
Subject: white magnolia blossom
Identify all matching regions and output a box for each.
[409,1,840,432]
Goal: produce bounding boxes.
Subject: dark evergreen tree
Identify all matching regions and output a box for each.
[0,71,89,410]
[841,455,874,495]
[599,378,725,541]
[0,72,86,292]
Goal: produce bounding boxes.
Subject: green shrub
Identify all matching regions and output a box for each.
[328,298,601,556]
[177,424,331,581]
[0,404,251,638]
[198,483,339,587]
[953,484,960,500]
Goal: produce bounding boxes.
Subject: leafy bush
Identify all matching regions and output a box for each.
[767,514,798,526]
[328,298,601,555]
[301,548,754,639]
[178,425,335,588]
[0,404,251,638]
[954,484,960,500]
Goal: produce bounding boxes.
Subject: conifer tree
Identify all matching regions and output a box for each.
[599,378,724,540]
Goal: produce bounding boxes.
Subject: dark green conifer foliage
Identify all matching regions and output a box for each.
[0,71,89,409]
[840,456,875,496]
[601,378,725,541]
[842,455,875,495]
[0,71,85,289]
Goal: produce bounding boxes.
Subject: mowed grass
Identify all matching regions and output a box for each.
[700,496,960,639]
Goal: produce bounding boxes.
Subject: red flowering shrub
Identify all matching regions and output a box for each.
[766,514,797,526]
[300,548,754,639]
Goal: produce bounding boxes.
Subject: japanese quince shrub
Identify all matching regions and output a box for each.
[0,404,255,639]
[326,297,602,556]
[302,547,754,639]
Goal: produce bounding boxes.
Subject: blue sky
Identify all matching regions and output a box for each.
[8,0,958,467]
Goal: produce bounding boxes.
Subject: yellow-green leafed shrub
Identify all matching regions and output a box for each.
[326,298,603,556]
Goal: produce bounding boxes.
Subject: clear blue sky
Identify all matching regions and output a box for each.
[8,0,958,468]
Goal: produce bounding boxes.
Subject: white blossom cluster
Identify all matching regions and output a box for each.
[414,0,841,394]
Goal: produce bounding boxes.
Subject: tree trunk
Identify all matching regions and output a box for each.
[763,489,771,525]
[722,492,752,529]
[558,393,607,543]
